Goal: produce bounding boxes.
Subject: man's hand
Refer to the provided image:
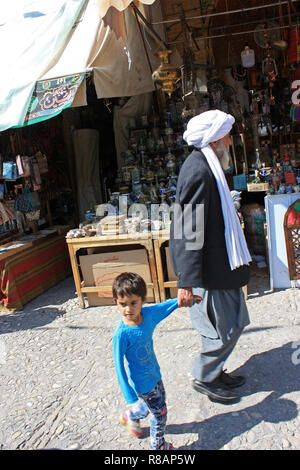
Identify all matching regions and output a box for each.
[178,288,202,307]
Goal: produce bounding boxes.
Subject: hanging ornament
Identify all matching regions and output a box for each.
[152,50,180,98]
[261,23,278,105]
[241,43,255,68]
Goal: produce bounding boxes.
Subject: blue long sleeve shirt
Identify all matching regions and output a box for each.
[112,298,178,404]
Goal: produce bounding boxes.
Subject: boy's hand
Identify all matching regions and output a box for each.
[178,288,202,307]
[193,295,202,304]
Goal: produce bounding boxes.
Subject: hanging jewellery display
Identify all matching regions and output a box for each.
[261,22,278,106]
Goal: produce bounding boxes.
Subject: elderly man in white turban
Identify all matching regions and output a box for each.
[169,110,251,404]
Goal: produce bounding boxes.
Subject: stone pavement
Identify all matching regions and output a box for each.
[0,268,299,451]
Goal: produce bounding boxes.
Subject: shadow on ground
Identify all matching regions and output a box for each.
[165,341,300,450]
[0,277,76,334]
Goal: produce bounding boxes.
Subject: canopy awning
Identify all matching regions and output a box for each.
[98,0,156,17]
[0,0,159,131]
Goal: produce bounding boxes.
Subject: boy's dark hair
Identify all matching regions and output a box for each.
[112,272,147,301]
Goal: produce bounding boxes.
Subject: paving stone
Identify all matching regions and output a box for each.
[0,272,299,450]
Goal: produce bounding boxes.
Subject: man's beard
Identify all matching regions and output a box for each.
[215,142,232,171]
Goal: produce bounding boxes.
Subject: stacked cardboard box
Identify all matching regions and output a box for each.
[80,248,154,306]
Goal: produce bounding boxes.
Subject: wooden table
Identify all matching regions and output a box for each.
[152,230,177,302]
[67,229,248,308]
[0,226,71,312]
[66,232,160,308]
[152,230,248,301]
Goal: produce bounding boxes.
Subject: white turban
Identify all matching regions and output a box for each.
[183,110,235,148]
[182,109,251,271]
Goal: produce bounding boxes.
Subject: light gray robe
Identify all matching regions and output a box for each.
[190,287,250,382]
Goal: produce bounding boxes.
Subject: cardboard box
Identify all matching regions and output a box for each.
[80,249,154,306]
[247,182,269,192]
[165,246,178,298]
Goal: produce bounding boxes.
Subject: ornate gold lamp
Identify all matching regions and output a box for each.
[152,50,180,97]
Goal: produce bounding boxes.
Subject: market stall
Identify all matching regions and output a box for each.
[0,226,71,311]
[64,1,300,303]
[0,116,76,311]
[2,1,300,310]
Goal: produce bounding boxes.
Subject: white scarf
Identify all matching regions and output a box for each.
[183,110,252,270]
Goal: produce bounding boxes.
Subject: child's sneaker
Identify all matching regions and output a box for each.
[158,441,174,450]
[120,411,143,438]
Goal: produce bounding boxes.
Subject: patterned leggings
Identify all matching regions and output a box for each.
[129,380,167,450]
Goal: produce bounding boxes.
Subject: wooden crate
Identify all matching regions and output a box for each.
[152,230,248,301]
[67,232,160,308]
[152,230,177,302]
[247,182,269,192]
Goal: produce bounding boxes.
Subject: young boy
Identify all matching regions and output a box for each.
[112,272,201,450]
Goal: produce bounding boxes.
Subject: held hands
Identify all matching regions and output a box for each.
[178,288,202,308]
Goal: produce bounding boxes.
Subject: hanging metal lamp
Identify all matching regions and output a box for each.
[152,50,180,97]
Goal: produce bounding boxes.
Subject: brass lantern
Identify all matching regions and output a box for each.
[152,50,180,97]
